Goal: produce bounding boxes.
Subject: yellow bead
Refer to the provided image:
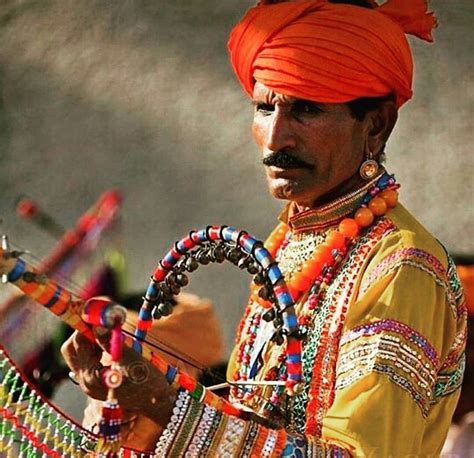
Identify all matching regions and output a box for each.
[354,207,375,227]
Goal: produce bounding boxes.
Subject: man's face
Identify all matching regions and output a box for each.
[252,82,368,209]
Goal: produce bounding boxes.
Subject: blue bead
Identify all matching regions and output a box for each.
[242,236,257,254]
[277,291,294,308]
[267,265,283,284]
[132,339,142,354]
[196,228,207,242]
[146,283,159,300]
[138,308,152,321]
[163,251,179,267]
[286,353,301,363]
[254,246,269,263]
[221,226,237,243]
[287,373,302,381]
[281,443,294,456]
[7,258,26,282]
[377,173,391,188]
[166,366,178,384]
[134,329,146,340]
[176,239,188,253]
[284,314,298,329]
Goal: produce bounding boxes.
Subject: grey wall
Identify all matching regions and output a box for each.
[0,0,473,354]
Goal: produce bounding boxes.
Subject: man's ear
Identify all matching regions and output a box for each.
[367,100,398,157]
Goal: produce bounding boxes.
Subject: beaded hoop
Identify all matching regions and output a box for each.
[135,225,304,394]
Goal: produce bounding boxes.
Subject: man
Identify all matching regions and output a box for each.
[62,0,466,455]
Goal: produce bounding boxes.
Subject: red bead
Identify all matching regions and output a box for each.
[325,231,346,249]
[16,198,37,219]
[313,245,333,265]
[301,258,324,277]
[292,273,314,292]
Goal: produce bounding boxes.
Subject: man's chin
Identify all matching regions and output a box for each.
[267,177,322,208]
[268,178,305,202]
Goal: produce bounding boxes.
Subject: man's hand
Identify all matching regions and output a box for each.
[61,329,176,428]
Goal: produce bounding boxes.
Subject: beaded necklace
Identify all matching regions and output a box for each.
[233,172,400,423]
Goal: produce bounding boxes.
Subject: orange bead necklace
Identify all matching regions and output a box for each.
[251,173,399,308]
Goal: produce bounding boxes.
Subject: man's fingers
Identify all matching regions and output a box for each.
[61,331,82,374]
[80,363,108,400]
[61,331,103,385]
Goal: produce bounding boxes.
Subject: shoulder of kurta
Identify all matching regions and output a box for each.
[336,204,467,417]
[359,204,461,311]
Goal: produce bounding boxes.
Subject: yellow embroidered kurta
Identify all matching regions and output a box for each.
[227,183,466,456]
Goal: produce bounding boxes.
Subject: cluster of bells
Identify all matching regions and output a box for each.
[150,240,284,335]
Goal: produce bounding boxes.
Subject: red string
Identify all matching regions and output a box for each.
[1,407,60,458]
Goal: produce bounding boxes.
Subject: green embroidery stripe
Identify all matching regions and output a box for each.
[432,352,465,402]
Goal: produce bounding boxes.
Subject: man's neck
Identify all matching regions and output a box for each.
[295,173,369,214]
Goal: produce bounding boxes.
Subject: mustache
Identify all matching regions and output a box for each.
[262,150,313,169]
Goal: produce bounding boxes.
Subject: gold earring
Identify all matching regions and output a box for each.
[359,149,379,181]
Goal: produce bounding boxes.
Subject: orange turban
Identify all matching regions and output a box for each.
[228,0,437,108]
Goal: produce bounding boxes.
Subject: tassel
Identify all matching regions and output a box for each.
[96,398,123,457]
[378,0,438,42]
[95,320,125,457]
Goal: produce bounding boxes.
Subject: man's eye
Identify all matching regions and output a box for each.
[255,103,274,114]
[292,101,323,115]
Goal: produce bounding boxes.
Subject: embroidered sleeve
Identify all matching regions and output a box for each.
[346,247,467,413]
[320,246,467,456]
[155,390,350,457]
[336,319,439,417]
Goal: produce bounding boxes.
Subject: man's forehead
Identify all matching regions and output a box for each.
[252,81,334,106]
[252,82,305,104]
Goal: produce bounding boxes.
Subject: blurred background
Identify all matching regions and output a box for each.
[0,0,472,433]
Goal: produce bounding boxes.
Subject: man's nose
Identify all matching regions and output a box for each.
[265,112,296,152]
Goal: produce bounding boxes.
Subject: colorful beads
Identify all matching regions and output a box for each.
[234,173,400,428]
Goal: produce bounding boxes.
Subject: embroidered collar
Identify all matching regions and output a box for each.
[279,172,384,234]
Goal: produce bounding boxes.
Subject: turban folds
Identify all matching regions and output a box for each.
[228,0,437,108]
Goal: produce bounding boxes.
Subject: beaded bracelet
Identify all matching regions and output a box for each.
[240,422,260,458]
[200,407,224,456]
[216,415,248,456]
[155,390,297,458]
[172,397,204,456]
[154,390,190,455]
[186,405,219,457]
[262,429,278,457]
